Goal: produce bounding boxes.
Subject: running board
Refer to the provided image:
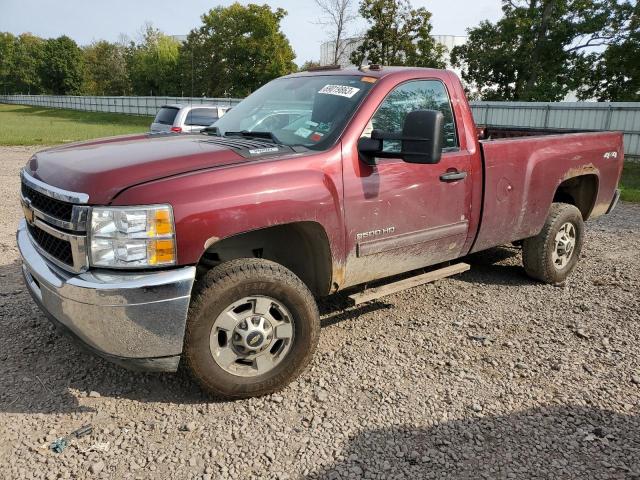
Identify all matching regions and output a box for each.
[348,263,470,305]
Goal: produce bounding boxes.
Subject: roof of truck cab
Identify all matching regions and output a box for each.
[285,66,450,79]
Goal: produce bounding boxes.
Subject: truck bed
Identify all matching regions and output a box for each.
[470,130,624,253]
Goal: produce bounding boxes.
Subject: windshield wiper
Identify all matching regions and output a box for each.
[224,130,281,144]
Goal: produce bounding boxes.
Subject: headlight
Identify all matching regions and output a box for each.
[89,205,176,268]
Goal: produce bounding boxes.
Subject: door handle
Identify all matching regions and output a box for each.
[440,170,467,182]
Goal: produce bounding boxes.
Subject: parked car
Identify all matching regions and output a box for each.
[18,67,623,399]
[150,104,231,134]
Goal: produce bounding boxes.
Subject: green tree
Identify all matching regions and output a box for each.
[0,32,16,94]
[350,0,446,68]
[576,3,639,101]
[182,3,296,97]
[40,35,84,94]
[83,40,130,95]
[10,33,45,94]
[451,0,634,101]
[298,60,322,71]
[127,25,181,96]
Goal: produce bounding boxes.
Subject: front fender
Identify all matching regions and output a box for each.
[111,149,346,272]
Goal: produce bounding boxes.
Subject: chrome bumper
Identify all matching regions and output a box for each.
[17,219,196,372]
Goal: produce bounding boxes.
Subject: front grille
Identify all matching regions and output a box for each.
[21,182,74,222]
[27,223,74,266]
[21,170,89,272]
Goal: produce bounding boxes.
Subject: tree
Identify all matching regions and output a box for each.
[298,60,322,71]
[451,0,635,101]
[576,3,640,101]
[350,0,446,68]
[183,3,296,97]
[0,32,16,94]
[40,35,84,94]
[127,25,181,96]
[10,33,45,94]
[83,40,130,95]
[314,0,358,65]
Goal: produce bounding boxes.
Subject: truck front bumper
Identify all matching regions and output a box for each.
[17,220,196,372]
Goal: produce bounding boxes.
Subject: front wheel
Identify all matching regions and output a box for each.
[522,202,585,284]
[184,258,320,399]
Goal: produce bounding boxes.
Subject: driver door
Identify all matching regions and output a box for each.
[343,79,473,286]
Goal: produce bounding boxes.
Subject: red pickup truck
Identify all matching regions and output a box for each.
[17,67,624,398]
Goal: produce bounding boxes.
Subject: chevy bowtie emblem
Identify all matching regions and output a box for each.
[22,199,35,225]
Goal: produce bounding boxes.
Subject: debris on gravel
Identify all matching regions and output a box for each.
[89,461,105,475]
[574,328,590,339]
[0,146,638,479]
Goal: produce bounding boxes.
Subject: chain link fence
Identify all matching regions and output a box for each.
[0,95,242,116]
[470,101,640,160]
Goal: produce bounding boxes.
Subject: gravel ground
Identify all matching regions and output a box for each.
[0,146,638,480]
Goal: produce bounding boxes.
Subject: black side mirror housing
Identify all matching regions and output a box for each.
[356,137,382,165]
[400,110,444,164]
[357,109,444,165]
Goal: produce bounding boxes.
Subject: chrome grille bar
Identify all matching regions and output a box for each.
[20,169,90,273]
[20,169,89,204]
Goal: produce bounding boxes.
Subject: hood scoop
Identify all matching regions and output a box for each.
[199,137,294,158]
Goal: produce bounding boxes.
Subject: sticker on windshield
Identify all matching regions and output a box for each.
[318,84,361,98]
[294,127,313,138]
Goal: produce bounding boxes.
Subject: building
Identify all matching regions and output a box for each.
[319,35,467,75]
[170,35,188,43]
[431,35,467,54]
[319,37,363,67]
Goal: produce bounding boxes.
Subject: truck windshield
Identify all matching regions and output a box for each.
[210,75,375,150]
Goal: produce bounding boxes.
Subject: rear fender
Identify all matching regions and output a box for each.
[471,132,621,253]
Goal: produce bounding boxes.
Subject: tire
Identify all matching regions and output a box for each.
[184,258,320,399]
[522,202,584,285]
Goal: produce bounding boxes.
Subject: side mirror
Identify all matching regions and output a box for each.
[357,109,444,165]
[357,137,382,165]
[400,110,444,164]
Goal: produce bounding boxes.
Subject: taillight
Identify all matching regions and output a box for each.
[170,126,182,133]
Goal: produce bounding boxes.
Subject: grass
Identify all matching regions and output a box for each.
[620,161,640,203]
[0,104,152,145]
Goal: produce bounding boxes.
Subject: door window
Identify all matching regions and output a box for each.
[366,80,458,153]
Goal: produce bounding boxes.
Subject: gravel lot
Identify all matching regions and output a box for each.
[0,146,639,480]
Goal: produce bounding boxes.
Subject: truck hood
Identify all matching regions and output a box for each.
[25,133,249,204]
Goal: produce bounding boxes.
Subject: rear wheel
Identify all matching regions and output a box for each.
[522,202,584,284]
[184,258,320,399]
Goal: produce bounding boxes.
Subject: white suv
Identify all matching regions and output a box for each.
[150,104,231,134]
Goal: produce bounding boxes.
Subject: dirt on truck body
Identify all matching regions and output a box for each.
[17,66,624,398]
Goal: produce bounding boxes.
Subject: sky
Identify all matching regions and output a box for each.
[0,0,503,63]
